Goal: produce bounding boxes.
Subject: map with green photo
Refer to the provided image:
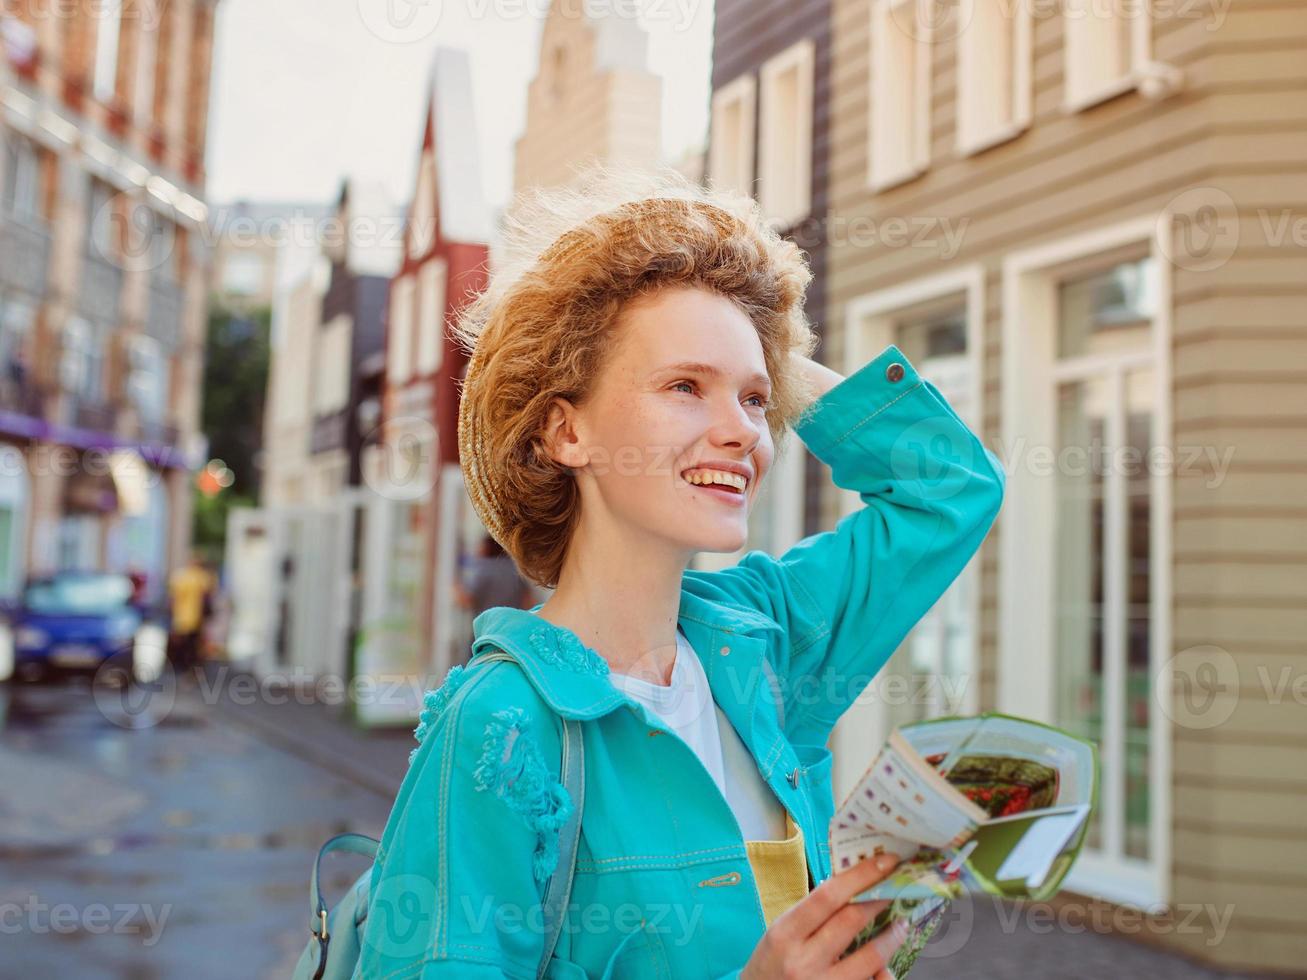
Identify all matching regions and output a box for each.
[832,713,1098,976]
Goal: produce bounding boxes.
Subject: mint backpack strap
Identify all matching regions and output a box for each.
[308,832,380,979]
[537,716,584,979]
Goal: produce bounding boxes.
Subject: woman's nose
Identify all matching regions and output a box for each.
[708,397,762,451]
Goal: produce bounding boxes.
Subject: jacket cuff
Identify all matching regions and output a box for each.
[791,344,921,460]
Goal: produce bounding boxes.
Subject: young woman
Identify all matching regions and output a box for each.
[355,169,1006,979]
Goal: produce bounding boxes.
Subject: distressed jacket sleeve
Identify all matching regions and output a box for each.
[354,666,570,979]
[707,343,1005,747]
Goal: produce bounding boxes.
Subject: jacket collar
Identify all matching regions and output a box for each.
[468,572,784,723]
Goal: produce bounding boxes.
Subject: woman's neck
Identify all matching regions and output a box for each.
[533,523,688,686]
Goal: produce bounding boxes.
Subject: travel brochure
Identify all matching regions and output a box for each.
[831,713,1098,975]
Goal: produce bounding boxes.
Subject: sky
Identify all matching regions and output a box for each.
[205,0,716,214]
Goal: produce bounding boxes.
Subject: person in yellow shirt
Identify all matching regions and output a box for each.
[169,552,214,676]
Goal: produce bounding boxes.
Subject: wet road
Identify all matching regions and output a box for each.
[0,676,395,980]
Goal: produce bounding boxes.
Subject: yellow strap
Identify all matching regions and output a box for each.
[744,811,810,927]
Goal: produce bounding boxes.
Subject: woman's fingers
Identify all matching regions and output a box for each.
[807,898,888,964]
[829,917,908,980]
[779,853,900,940]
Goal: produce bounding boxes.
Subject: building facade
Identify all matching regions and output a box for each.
[0,0,217,605]
[822,0,1306,970]
[512,0,661,194]
[379,47,492,684]
[705,0,834,571]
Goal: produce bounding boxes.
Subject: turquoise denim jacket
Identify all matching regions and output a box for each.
[354,344,1005,979]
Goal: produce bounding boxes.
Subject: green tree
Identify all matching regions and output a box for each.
[192,303,271,555]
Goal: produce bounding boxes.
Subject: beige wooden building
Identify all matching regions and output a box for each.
[814,0,1306,971]
[512,0,661,194]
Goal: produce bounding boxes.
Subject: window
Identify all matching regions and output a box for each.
[387,275,414,386]
[1053,256,1157,864]
[93,0,123,102]
[314,314,352,414]
[134,8,158,126]
[86,179,116,260]
[147,210,177,279]
[758,39,814,229]
[2,130,43,220]
[708,74,756,199]
[61,317,104,401]
[956,0,1032,154]
[0,293,34,382]
[127,335,168,422]
[869,0,931,190]
[408,151,436,259]
[1063,0,1161,111]
[1000,220,1171,908]
[415,259,446,375]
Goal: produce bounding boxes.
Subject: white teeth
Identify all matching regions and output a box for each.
[683,469,747,491]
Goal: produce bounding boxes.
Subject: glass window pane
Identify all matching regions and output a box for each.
[1054,376,1109,851]
[1124,368,1154,860]
[1057,256,1156,360]
[879,306,973,729]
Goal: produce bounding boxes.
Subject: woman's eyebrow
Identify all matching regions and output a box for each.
[656,361,772,389]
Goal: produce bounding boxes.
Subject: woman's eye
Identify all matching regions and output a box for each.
[671,381,695,394]
[745,394,769,409]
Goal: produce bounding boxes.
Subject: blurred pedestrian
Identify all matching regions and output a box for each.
[453,534,532,618]
[168,551,214,678]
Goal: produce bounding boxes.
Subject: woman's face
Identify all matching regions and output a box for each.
[549,285,776,558]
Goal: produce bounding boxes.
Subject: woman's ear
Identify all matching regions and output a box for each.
[542,397,588,470]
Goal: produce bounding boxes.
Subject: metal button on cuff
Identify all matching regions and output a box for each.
[885,362,905,383]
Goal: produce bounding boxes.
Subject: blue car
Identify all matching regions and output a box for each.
[10,572,146,684]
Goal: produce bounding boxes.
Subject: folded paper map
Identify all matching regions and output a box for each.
[832,713,1098,976]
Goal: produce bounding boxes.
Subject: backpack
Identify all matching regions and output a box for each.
[291,650,586,980]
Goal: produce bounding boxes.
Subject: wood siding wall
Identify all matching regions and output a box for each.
[712,0,834,536]
[824,0,1307,970]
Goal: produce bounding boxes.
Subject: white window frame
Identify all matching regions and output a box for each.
[415,258,446,376]
[387,275,415,386]
[758,38,815,230]
[93,0,123,103]
[999,216,1173,911]
[828,266,985,801]
[1062,0,1156,113]
[955,0,1032,156]
[708,73,757,199]
[868,0,931,192]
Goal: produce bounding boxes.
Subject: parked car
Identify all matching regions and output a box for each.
[7,572,159,685]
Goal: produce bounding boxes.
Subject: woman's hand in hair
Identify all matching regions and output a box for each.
[739,853,906,980]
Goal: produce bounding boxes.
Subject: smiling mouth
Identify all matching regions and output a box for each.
[681,469,748,495]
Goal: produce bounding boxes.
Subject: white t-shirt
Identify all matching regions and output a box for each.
[608,628,786,841]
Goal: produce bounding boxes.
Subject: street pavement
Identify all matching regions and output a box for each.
[0,664,1268,979]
